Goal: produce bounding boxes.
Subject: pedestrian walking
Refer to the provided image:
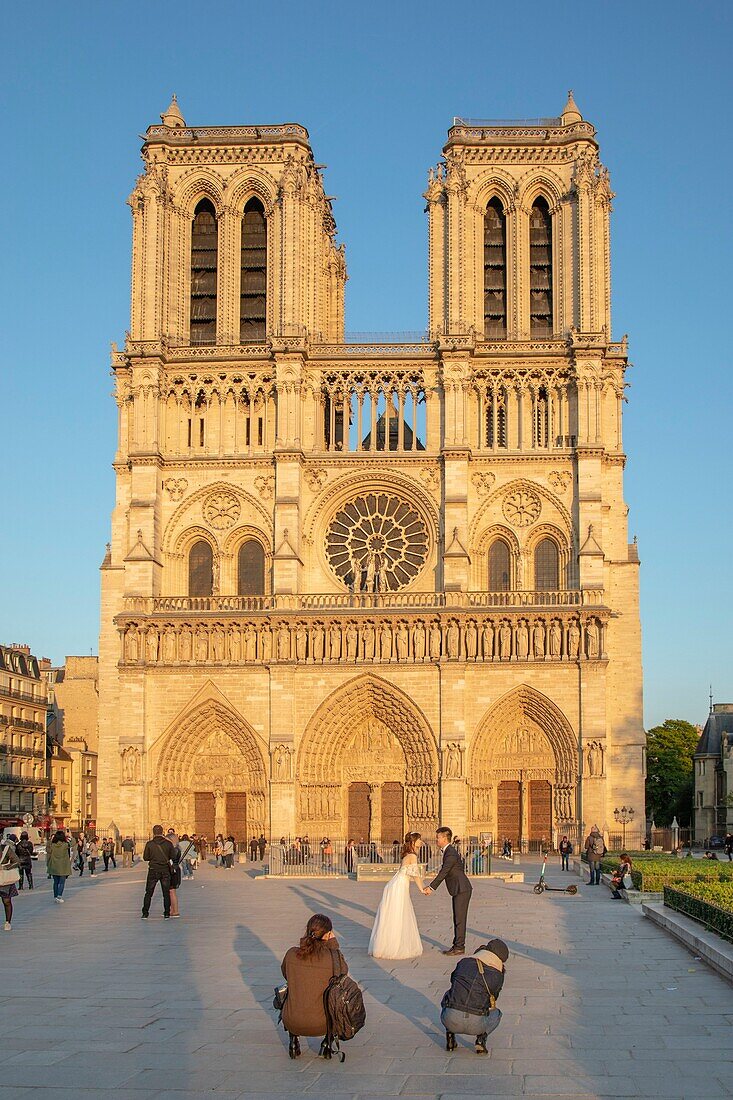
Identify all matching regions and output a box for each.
[87,837,99,876]
[121,836,135,867]
[166,830,182,916]
[320,837,333,871]
[223,835,235,868]
[102,838,113,871]
[440,937,508,1054]
[258,833,266,861]
[0,838,21,930]
[584,825,606,885]
[76,836,86,876]
[249,835,258,861]
[725,833,733,861]
[15,831,34,890]
[279,913,349,1059]
[345,838,356,874]
[180,834,196,878]
[559,835,573,871]
[214,834,224,866]
[47,829,72,902]
[141,825,177,919]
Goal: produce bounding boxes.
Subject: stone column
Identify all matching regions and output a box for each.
[369,783,382,844]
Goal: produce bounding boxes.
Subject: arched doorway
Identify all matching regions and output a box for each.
[297,675,439,842]
[150,698,268,846]
[469,686,577,850]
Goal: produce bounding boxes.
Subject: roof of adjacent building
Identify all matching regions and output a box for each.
[695,704,733,756]
[0,644,40,679]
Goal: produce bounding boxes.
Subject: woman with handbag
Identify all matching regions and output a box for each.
[46,829,72,903]
[279,913,348,1059]
[0,839,21,931]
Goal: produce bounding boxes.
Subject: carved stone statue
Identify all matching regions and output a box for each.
[146,627,159,663]
[481,619,494,660]
[568,619,581,659]
[361,621,375,660]
[429,621,442,659]
[345,622,358,660]
[396,622,409,661]
[212,625,225,661]
[311,622,324,662]
[446,620,460,658]
[243,624,256,662]
[516,620,529,660]
[444,742,462,779]
[121,745,140,784]
[587,740,603,777]
[499,621,511,660]
[549,619,561,658]
[125,627,139,663]
[277,623,290,660]
[212,553,220,596]
[379,622,393,660]
[412,620,426,660]
[273,744,292,781]
[329,622,341,660]
[162,627,177,664]
[195,626,208,662]
[259,623,272,662]
[179,624,193,662]
[465,620,478,659]
[228,626,241,663]
[586,618,600,659]
[533,620,546,659]
[296,623,308,662]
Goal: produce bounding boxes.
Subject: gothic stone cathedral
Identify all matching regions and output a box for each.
[97,93,645,847]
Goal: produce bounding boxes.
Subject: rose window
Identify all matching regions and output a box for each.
[203,491,241,530]
[326,493,429,591]
[502,488,541,527]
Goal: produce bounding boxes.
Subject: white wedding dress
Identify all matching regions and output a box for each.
[368,857,424,959]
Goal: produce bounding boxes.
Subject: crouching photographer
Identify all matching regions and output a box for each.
[440,936,508,1054]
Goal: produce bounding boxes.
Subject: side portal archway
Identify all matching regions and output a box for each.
[469,686,578,848]
[149,697,268,845]
[297,675,439,842]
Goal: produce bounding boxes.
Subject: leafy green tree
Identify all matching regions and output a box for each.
[645,719,699,826]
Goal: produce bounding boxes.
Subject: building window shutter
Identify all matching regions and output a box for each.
[529,198,552,337]
[484,199,507,339]
[190,200,218,346]
[240,198,267,343]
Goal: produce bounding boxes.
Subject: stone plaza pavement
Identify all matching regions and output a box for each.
[0,858,731,1100]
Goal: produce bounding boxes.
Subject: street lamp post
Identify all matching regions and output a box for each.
[614,806,635,849]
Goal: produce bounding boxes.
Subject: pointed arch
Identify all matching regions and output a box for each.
[298,674,439,786]
[470,685,577,787]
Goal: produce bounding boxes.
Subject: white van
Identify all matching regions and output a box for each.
[1,826,46,859]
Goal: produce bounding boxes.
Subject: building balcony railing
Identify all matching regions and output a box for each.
[0,745,45,760]
[0,775,50,788]
[0,714,46,732]
[122,589,603,616]
[0,682,47,705]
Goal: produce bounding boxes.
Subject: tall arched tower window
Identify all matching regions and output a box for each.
[529,197,552,338]
[240,198,267,342]
[535,538,559,590]
[489,539,511,591]
[238,540,265,596]
[190,200,218,346]
[484,199,507,338]
[189,540,213,597]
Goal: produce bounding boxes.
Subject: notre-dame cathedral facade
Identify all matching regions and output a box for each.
[97,93,644,847]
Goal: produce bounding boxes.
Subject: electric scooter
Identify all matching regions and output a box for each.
[533,851,578,894]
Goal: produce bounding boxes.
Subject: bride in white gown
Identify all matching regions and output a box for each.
[368,832,425,960]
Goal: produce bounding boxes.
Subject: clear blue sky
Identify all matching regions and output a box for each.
[1,1,731,729]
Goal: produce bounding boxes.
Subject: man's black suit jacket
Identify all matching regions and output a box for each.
[429,843,472,896]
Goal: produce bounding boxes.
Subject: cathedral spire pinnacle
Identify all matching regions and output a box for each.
[161,94,186,128]
[561,89,583,125]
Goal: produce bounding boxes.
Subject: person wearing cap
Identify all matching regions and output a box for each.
[439,937,508,1054]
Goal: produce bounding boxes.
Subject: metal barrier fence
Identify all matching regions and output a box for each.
[268,839,493,877]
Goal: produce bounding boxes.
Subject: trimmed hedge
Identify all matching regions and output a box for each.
[664,884,733,944]
[587,856,733,892]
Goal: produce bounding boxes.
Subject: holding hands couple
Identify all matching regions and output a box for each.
[368,826,472,960]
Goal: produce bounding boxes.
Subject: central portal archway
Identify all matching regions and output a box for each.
[150,697,268,844]
[469,686,578,848]
[297,675,439,842]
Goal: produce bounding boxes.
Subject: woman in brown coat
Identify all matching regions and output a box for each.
[280,913,348,1059]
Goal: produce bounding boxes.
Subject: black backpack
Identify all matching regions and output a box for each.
[321,951,366,1061]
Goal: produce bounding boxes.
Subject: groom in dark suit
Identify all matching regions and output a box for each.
[424,826,472,955]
